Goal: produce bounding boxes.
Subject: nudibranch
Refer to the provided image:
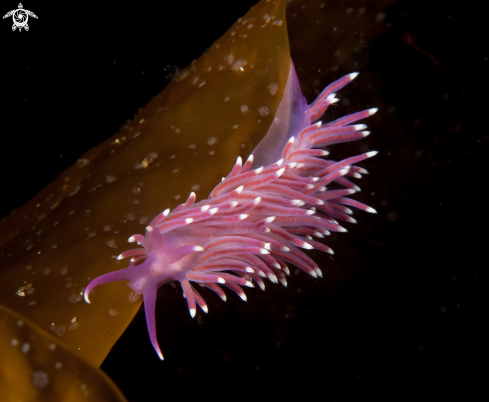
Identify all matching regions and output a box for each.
[84,60,378,360]
[0,0,387,373]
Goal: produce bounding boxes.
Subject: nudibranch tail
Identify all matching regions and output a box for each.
[84,68,378,360]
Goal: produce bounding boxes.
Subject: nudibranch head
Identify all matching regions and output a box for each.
[84,63,378,360]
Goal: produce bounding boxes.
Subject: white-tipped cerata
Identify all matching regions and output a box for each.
[326,94,336,102]
[368,108,378,115]
[348,72,359,80]
[276,167,286,177]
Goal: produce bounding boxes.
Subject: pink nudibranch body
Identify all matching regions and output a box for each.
[84,62,378,360]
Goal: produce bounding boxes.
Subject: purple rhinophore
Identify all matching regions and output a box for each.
[84,62,378,360]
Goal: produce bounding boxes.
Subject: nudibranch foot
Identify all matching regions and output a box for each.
[84,65,378,360]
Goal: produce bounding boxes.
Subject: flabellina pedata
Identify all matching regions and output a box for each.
[84,61,378,360]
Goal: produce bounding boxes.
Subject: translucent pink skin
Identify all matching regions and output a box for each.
[84,62,378,360]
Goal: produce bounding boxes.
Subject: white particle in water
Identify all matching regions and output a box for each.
[139,216,149,224]
[231,59,247,71]
[68,322,79,331]
[109,308,118,317]
[67,185,81,197]
[268,83,278,95]
[224,54,235,65]
[32,371,49,389]
[127,291,141,303]
[258,106,270,116]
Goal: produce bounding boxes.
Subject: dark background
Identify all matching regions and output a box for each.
[1,0,487,400]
